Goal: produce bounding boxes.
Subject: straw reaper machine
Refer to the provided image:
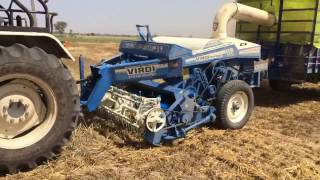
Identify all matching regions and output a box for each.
[80,2,274,145]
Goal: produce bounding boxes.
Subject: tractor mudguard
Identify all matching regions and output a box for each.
[0,31,74,61]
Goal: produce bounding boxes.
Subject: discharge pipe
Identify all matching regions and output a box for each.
[154,3,276,50]
[213,2,276,38]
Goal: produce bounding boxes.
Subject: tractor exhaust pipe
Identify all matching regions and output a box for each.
[213,3,276,38]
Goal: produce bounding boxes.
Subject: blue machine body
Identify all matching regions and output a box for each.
[80,26,266,145]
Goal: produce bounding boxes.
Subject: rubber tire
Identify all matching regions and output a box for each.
[269,80,292,91]
[216,80,254,129]
[0,44,80,174]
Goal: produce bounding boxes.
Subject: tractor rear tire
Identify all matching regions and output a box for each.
[216,80,254,129]
[269,80,292,91]
[0,44,79,174]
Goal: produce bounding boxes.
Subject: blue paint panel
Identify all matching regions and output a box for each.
[79,55,85,81]
[113,59,182,82]
[85,64,113,112]
[81,58,183,111]
[120,40,192,60]
[184,45,239,67]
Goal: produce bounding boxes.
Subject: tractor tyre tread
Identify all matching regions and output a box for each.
[0,44,79,175]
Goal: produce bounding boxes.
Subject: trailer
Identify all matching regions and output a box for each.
[237,0,320,90]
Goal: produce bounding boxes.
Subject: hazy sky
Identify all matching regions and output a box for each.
[48,0,232,38]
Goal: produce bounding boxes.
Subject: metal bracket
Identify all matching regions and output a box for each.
[136,25,153,42]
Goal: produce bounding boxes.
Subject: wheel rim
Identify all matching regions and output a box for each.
[146,108,166,133]
[0,74,57,150]
[226,91,249,123]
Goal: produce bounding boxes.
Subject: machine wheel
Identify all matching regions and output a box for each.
[216,80,254,129]
[269,80,292,91]
[0,44,79,174]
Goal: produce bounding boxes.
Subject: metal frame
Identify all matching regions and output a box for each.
[136,25,153,42]
[274,0,320,82]
[0,0,57,33]
[277,0,319,46]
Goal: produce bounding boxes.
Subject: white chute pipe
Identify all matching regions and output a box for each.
[213,2,276,38]
[154,3,276,50]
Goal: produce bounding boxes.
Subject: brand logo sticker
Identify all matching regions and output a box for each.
[116,64,168,78]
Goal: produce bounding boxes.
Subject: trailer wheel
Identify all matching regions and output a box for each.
[0,44,79,174]
[269,80,292,91]
[216,80,254,129]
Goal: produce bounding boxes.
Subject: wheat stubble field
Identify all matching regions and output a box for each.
[3,41,320,179]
